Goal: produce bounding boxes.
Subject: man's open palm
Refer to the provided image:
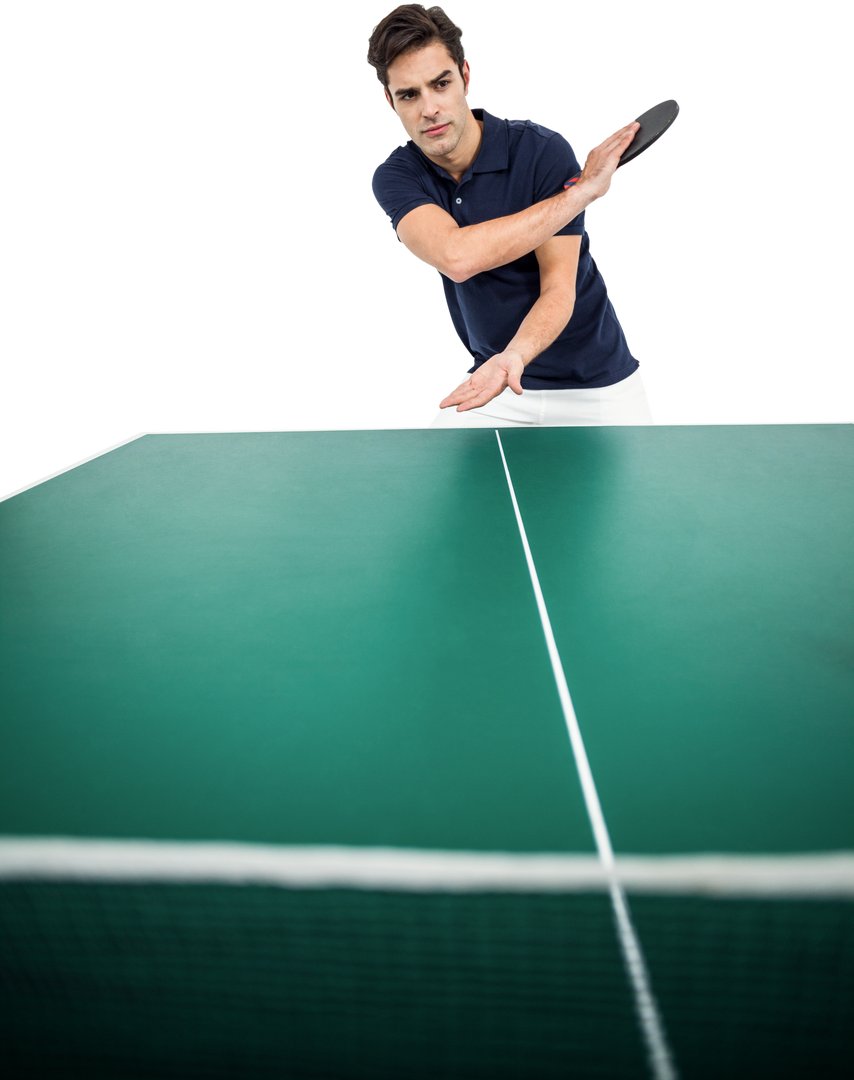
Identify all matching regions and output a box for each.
[439,350,525,412]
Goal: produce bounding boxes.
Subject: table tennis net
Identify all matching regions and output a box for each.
[2,849,853,1079]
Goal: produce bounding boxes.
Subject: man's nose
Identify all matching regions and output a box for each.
[421,92,439,118]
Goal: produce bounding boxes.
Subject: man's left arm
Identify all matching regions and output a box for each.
[505,233,580,372]
[439,235,581,411]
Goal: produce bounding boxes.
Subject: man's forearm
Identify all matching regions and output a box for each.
[446,187,589,283]
[504,285,576,365]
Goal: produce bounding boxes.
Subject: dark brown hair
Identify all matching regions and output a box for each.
[367,5,465,93]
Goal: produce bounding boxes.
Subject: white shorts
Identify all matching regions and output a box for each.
[428,368,654,428]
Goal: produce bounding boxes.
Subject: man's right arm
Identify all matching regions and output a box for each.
[396,121,639,284]
[397,194,585,284]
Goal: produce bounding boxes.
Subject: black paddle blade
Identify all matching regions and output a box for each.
[617,98,686,169]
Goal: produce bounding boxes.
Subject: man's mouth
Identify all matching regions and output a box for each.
[423,123,450,137]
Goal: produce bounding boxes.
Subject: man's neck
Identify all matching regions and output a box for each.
[444,117,483,184]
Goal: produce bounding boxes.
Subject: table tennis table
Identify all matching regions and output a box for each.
[1,425,852,1079]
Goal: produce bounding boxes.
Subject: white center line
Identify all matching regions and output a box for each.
[495,430,678,1080]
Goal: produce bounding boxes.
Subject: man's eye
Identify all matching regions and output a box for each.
[403,80,451,100]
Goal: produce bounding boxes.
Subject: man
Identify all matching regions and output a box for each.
[368,4,653,427]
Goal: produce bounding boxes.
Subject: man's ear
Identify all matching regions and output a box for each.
[384,87,396,112]
[462,60,471,96]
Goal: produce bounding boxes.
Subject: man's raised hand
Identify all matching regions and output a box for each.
[578,121,639,207]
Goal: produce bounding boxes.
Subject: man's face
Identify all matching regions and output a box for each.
[385,42,471,160]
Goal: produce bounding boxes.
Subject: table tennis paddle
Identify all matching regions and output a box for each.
[564,100,679,187]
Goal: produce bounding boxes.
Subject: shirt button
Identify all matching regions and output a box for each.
[455,197,462,204]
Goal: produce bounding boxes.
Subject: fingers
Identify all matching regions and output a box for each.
[576,120,640,199]
[439,377,476,408]
[445,382,493,410]
[456,387,502,411]
[440,388,484,408]
[596,122,639,154]
[440,388,484,409]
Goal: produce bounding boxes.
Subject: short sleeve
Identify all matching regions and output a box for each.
[535,127,587,235]
[372,154,437,233]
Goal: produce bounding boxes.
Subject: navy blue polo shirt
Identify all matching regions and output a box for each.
[372,108,638,389]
